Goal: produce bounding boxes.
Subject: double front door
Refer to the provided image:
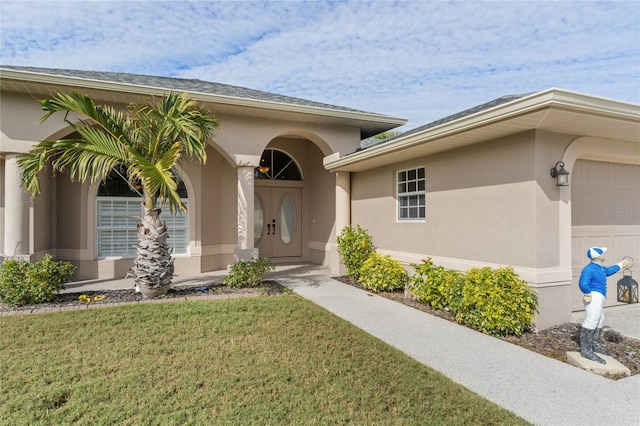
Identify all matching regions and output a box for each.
[254,187,301,258]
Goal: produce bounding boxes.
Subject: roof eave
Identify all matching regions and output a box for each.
[0,68,407,133]
[324,88,640,172]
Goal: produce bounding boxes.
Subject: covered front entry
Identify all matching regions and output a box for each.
[254,185,302,259]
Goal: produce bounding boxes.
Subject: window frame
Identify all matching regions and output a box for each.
[254,148,303,181]
[396,166,426,222]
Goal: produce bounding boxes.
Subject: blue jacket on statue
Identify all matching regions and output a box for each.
[578,262,620,297]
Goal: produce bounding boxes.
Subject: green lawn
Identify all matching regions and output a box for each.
[1,295,528,425]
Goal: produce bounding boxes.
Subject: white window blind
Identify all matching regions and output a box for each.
[96,198,189,258]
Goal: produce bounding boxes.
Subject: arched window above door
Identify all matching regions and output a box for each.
[255,149,302,180]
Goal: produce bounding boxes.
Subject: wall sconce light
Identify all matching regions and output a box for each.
[550,161,570,186]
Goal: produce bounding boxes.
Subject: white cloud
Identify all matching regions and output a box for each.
[2,0,638,130]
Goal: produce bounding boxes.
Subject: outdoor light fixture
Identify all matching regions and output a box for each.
[550,161,570,186]
[617,257,638,304]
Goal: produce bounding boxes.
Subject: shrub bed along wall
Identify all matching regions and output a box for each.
[337,225,537,337]
[410,258,537,336]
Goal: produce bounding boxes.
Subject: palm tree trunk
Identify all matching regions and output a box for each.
[131,207,174,298]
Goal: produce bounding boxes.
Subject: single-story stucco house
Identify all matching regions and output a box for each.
[1,66,639,329]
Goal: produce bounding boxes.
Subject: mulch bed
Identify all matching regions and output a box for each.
[333,276,640,378]
[0,281,288,314]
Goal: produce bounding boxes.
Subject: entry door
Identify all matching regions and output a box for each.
[255,187,302,258]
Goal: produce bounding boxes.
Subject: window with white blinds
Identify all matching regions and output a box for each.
[96,198,189,258]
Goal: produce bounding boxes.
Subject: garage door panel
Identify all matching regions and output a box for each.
[612,235,636,258]
[571,226,640,310]
[582,161,610,189]
[571,193,609,225]
[571,160,640,312]
[612,163,635,189]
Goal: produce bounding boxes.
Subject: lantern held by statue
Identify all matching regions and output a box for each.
[617,269,638,304]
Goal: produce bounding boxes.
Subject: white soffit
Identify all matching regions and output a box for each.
[325,89,640,172]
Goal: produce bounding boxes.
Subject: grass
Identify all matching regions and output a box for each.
[1,295,528,425]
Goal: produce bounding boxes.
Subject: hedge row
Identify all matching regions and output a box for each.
[337,226,537,336]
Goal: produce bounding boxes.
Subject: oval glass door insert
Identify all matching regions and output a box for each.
[278,194,296,244]
[254,194,264,243]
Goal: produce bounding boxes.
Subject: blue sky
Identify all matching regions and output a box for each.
[1,0,639,131]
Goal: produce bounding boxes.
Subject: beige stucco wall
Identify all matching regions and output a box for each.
[1,88,357,279]
[180,145,238,271]
[349,130,587,329]
[1,92,102,153]
[210,113,359,162]
[351,132,539,267]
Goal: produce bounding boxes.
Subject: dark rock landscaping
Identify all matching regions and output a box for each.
[335,275,640,378]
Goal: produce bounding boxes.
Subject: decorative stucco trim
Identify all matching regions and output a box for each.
[376,248,573,284]
[308,240,332,252]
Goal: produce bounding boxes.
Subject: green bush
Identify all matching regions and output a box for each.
[224,257,275,288]
[0,254,75,307]
[409,258,463,311]
[359,252,408,293]
[409,260,537,337]
[336,225,375,281]
[455,266,537,337]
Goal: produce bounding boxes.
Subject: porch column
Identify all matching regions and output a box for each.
[3,153,31,260]
[234,155,260,262]
[332,171,351,274]
[0,157,4,256]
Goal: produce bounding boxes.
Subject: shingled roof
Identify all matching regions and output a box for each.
[359,93,533,150]
[0,65,369,114]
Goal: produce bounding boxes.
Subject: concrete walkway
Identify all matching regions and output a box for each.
[60,264,640,425]
[270,264,640,426]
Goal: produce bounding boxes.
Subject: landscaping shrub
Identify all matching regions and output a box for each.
[455,266,537,337]
[359,252,408,293]
[336,225,374,281]
[409,259,537,337]
[0,254,75,307]
[409,258,463,311]
[224,257,275,288]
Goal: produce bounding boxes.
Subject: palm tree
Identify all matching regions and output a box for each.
[18,91,219,298]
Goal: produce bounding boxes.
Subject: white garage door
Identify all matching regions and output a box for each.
[571,160,640,311]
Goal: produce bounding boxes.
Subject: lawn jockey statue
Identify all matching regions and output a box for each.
[578,247,630,364]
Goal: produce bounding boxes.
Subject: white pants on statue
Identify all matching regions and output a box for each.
[582,291,605,330]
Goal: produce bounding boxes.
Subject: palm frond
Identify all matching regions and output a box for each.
[18,129,131,195]
[17,141,54,196]
[54,129,130,183]
[128,144,185,213]
[40,92,128,139]
[18,92,132,196]
[20,91,218,209]
[130,93,217,164]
